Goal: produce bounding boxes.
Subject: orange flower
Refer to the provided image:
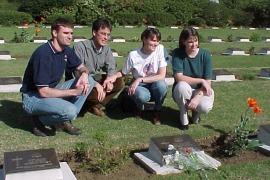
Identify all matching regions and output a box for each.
[23,23,28,27]
[142,18,147,23]
[40,17,45,21]
[247,98,257,107]
[253,106,262,114]
[227,19,232,24]
[35,28,40,33]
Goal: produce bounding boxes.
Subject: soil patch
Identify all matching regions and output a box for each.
[58,136,269,180]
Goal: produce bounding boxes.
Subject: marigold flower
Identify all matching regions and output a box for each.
[23,23,28,27]
[142,18,147,23]
[40,17,45,21]
[247,98,257,107]
[253,106,262,114]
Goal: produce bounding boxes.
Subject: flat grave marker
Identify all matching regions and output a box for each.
[73,36,87,42]
[124,25,134,28]
[235,37,251,42]
[0,76,22,92]
[112,37,126,43]
[212,69,236,81]
[74,25,84,28]
[33,37,47,43]
[222,48,250,56]
[259,68,270,78]
[0,51,16,60]
[111,49,123,57]
[3,148,63,180]
[256,48,270,55]
[134,134,221,175]
[0,37,5,44]
[262,37,270,42]
[207,36,223,42]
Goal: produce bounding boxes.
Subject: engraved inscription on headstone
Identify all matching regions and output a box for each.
[4,148,60,174]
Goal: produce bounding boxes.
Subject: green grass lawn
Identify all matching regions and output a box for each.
[0,26,270,179]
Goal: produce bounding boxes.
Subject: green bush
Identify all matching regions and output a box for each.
[146,13,177,27]
[113,13,146,26]
[250,33,261,42]
[0,10,32,26]
[46,13,75,24]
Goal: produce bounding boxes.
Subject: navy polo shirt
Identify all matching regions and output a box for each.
[20,40,82,93]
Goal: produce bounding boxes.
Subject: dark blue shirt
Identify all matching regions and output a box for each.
[20,40,82,93]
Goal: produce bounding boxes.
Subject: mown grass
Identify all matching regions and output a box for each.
[0,26,270,179]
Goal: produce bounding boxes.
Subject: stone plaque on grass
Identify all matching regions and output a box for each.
[33,37,47,43]
[3,148,63,180]
[256,48,270,55]
[0,77,22,85]
[0,51,16,60]
[0,37,5,44]
[148,134,202,166]
[212,69,236,81]
[258,125,270,146]
[222,48,249,56]
[260,68,270,77]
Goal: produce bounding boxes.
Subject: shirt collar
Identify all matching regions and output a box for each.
[48,40,66,54]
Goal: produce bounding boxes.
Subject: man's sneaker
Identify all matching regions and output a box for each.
[190,111,201,124]
[54,121,82,135]
[31,116,47,137]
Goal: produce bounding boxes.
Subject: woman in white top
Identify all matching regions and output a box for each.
[104,28,169,125]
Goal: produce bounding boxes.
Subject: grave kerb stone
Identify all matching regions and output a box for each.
[0,51,16,60]
[235,37,250,42]
[170,26,178,29]
[112,39,126,42]
[212,69,236,81]
[74,25,83,28]
[124,25,134,28]
[0,37,5,44]
[256,48,270,55]
[262,37,270,42]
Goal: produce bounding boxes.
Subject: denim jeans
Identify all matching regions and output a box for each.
[21,76,95,126]
[130,80,168,111]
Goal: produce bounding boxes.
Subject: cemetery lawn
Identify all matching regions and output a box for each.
[1,26,270,179]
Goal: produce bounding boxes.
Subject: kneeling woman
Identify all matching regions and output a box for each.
[104,28,169,125]
[172,27,214,130]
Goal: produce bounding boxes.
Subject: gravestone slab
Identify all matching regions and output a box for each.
[0,51,16,60]
[222,48,249,56]
[262,37,270,42]
[260,68,270,78]
[73,36,86,42]
[235,37,250,42]
[148,134,202,166]
[124,25,134,28]
[211,27,219,29]
[74,25,83,28]
[212,69,236,81]
[0,37,5,44]
[3,148,63,180]
[112,38,126,42]
[208,36,223,42]
[111,49,123,57]
[33,37,47,43]
[256,48,270,55]
[258,125,270,145]
[134,135,221,175]
[148,26,156,29]
[170,26,178,29]
[0,77,22,92]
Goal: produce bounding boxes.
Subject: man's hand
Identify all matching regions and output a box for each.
[76,72,90,94]
[104,81,114,93]
[96,83,106,102]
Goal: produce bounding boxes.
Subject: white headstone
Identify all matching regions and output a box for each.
[0,37,5,44]
[235,37,251,42]
[0,51,16,60]
[262,37,270,42]
[222,48,250,56]
[208,36,223,42]
[212,69,236,81]
[124,25,134,28]
[256,48,270,55]
[112,38,126,42]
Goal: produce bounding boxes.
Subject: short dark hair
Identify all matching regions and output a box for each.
[141,28,161,41]
[51,18,73,32]
[178,26,199,48]
[92,17,112,33]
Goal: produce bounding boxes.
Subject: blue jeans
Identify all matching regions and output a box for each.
[22,76,94,126]
[130,80,168,111]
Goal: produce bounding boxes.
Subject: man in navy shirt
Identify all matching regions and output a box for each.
[20,18,94,137]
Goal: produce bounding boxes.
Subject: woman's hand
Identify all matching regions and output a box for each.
[128,78,141,95]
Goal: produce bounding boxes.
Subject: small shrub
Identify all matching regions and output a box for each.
[227,34,233,42]
[248,46,256,55]
[250,33,261,42]
[242,73,255,80]
[10,29,34,43]
[0,10,33,26]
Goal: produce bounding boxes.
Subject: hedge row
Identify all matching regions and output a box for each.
[0,11,32,26]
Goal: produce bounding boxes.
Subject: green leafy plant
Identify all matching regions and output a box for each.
[250,33,261,42]
[222,98,262,156]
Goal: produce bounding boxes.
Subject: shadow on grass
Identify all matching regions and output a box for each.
[105,99,180,128]
[202,125,227,135]
[0,100,31,133]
